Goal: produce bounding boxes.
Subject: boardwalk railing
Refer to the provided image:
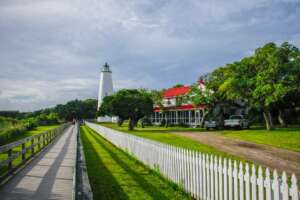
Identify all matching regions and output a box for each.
[86,122,300,200]
[0,123,71,182]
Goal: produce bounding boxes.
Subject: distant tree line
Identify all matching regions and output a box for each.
[0,99,98,144]
[0,99,98,126]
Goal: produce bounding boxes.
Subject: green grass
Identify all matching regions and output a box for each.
[80,125,192,200]
[97,122,238,160]
[0,125,60,177]
[0,117,17,131]
[0,125,59,146]
[101,122,300,152]
[219,126,300,152]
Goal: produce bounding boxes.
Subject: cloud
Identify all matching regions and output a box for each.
[0,0,300,111]
[0,78,97,111]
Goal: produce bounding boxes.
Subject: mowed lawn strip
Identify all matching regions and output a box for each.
[101,122,300,152]
[80,126,192,200]
[97,122,240,160]
[220,126,300,152]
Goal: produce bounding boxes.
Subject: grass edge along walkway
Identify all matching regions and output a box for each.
[80,125,192,200]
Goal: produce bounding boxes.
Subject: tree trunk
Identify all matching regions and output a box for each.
[278,108,287,127]
[263,108,274,131]
[200,110,208,128]
[128,118,134,131]
[117,118,124,127]
[128,118,138,130]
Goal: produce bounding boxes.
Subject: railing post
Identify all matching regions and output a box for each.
[38,135,41,150]
[43,134,46,147]
[31,138,34,155]
[8,149,12,172]
[22,143,26,161]
[47,132,50,144]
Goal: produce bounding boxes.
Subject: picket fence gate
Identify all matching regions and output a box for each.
[86,122,300,200]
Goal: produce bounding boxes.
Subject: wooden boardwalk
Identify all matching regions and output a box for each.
[0,125,77,200]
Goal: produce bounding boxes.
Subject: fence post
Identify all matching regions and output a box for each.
[245,163,250,200]
[206,154,210,200]
[31,138,34,155]
[251,165,257,200]
[219,157,223,200]
[202,154,207,199]
[228,159,233,200]
[38,135,41,150]
[233,161,238,200]
[43,133,46,147]
[272,170,280,200]
[281,172,289,200]
[198,153,203,200]
[214,156,219,200]
[291,174,299,200]
[210,155,214,200]
[7,149,12,172]
[223,158,228,200]
[239,162,244,200]
[265,168,271,200]
[22,143,26,161]
[258,166,264,200]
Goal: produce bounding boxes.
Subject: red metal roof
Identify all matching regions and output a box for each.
[163,86,191,98]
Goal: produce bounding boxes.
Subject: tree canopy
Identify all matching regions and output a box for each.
[99,89,153,130]
[209,42,300,130]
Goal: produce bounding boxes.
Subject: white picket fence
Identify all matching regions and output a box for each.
[86,122,300,200]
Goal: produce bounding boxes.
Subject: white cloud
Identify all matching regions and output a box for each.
[0,78,97,111]
[0,0,299,111]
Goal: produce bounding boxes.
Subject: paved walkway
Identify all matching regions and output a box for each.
[174,131,300,178]
[0,125,77,200]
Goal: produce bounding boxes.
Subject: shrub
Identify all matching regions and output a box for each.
[0,125,27,145]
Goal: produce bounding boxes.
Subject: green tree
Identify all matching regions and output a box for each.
[55,99,97,120]
[216,42,300,130]
[187,84,215,127]
[99,89,154,130]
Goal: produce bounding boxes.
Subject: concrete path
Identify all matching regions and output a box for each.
[0,125,77,200]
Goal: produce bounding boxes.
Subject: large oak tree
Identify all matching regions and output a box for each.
[99,89,153,130]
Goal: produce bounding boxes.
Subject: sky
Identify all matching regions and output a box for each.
[0,0,300,111]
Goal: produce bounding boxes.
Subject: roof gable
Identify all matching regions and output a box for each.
[163,86,190,98]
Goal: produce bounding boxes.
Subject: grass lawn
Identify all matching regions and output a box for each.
[80,125,192,200]
[0,124,60,177]
[97,122,239,160]
[101,122,300,152]
[0,125,59,146]
[219,126,300,152]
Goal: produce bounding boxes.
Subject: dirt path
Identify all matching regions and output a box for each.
[174,132,300,178]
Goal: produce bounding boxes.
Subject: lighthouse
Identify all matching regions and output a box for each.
[97,63,114,122]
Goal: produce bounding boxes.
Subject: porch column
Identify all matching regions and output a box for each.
[176,111,178,124]
[195,110,199,125]
[188,110,191,125]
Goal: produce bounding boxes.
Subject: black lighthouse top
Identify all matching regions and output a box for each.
[102,62,112,72]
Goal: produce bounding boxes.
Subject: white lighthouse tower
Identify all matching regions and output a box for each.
[97,63,114,122]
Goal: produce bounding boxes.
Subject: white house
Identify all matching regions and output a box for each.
[151,79,207,126]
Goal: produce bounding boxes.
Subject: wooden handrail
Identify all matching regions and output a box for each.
[0,123,71,182]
